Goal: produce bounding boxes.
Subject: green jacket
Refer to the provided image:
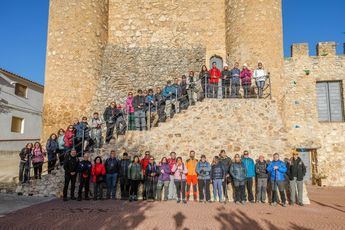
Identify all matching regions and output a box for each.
[128,163,143,180]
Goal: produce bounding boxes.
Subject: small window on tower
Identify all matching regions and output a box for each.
[15,83,27,98]
[11,116,24,133]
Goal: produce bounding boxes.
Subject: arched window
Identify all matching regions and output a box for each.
[209,55,223,69]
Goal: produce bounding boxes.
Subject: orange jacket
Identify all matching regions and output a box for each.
[186,158,198,176]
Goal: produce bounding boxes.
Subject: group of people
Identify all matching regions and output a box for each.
[62,149,306,207]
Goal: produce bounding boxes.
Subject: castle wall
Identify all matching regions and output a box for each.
[42,0,108,138]
[225,0,284,98]
[283,42,345,186]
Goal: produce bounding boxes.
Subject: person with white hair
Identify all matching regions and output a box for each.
[253,62,268,98]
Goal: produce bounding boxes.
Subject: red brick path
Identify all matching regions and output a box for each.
[0,186,344,230]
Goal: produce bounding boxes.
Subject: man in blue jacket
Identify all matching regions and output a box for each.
[267,153,288,207]
[162,80,176,120]
[242,150,255,203]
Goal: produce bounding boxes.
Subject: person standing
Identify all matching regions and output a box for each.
[196,155,211,203]
[209,62,221,98]
[162,80,175,120]
[105,150,120,199]
[242,150,255,203]
[221,64,231,98]
[219,150,232,203]
[240,64,252,98]
[145,89,158,129]
[199,65,210,99]
[46,133,59,174]
[187,71,197,105]
[119,152,131,200]
[167,152,177,200]
[186,151,198,201]
[230,62,241,98]
[19,143,32,184]
[253,62,267,98]
[125,92,136,130]
[172,157,188,204]
[128,156,143,202]
[179,75,189,110]
[72,118,83,155]
[31,142,46,179]
[56,129,65,167]
[155,87,166,122]
[156,157,171,201]
[92,156,106,200]
[90,112,103,150]
[211,156,225,203]
[287,150,306,206]
[103,102,119,143]
[63,125,74,154]
[255,155,268,203]
[77,153,92,201]
[140,151,151,200]
[267,153,288,207]
[230,154,247,205]
[145,156,159,201]
[133,89,147,131]
[63,149,79,201]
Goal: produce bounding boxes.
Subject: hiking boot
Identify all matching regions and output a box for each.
[271,202,277,207]
[299,203,304,207]
[282,203,287,207]
[177,199,181,204]
[134,196,138,201]
[77,197,82,201]
[183,200,187,204]
[241,201,246,205]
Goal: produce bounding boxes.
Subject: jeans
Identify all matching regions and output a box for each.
[175,180,186,201]
[105,122,115,143]
[231,78,241,97]
[78,176,90,199]
[290,177,304,204]
[208,82,218,98]
[198,179,211,201]
[63,173,77,198]
[271,180,286,204]
[57,149,65,166]
[106,173,118,199]
[256,81,265,98]
[48,159,56,174]
[212,179,223,201]
[19,161,28,183]
[120,176,130,199]
[156,180,170,201]
[33,162,43,179]
[134,110,146,131]
[243,83,251,98]
[234,180,245,202]
[145,176,158,199]
[168,175,177,199]
[256,178,268,202]
[244,177,254,202]
[94,182,104,199]
[222,78,231,98]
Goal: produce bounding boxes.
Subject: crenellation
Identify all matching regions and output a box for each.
[317,42,337,57]
[291,43,309,58]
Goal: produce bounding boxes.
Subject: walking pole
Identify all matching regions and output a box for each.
[81,129,85,157]
[204,77,207,99]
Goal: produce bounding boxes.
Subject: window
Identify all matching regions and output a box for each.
[11,116,24,133]
[15,83,27,98]
[316,81,344,122]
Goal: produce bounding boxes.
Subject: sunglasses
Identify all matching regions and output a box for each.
[150,158,154,160]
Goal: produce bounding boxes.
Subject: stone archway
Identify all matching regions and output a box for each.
[209,55,223,69]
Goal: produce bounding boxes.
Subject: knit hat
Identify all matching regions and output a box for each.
[243,63,248,67]
[223,63,228,68]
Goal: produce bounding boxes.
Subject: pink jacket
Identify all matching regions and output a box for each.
[31,148,46,164]
[125,97,134,113]
[240,68,252,85]
[171,163,188,181]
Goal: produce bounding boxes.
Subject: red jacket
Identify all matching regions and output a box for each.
[140,157,150,176]
[63,130,74,148]
[167,158,177,171]
[209,67,221,84]
[240,68,252,85]
[91,163,106,183]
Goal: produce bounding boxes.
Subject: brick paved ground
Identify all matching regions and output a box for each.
[0,186,344,230]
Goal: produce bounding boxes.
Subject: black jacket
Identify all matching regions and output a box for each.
[219,156,232,175]
[211,163,225,180]
[255,160,268,178]
[104,157,120,174]
[103,106,123,124]
[78,160,92,179]
[19,147,31,161]
[119,159,131,177]
[63,154,79,175]
[133,95,146,111]
[287,157,306,181]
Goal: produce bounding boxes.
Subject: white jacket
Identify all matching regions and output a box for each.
[253,69,267,82]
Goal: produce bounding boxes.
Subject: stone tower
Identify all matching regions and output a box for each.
[42,0,108,138]
[225,0,284,97]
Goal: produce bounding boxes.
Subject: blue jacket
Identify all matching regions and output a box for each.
[196,161,211,180]
[230,162,246,182]
[145,95,157,112]
[162,85,175,99]
[211,163,225,180]
[46,139,58,161]
[242,157,255,178]
[267,160,287,181]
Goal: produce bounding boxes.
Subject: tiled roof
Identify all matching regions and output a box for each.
[0,68,44,89]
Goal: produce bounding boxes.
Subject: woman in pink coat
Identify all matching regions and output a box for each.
[125,92,135,130]
[172,157,188,204]
[240,64,252,98]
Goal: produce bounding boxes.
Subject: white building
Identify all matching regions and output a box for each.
[0,68,44,154]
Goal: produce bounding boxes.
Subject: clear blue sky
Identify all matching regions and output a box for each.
[0,0,344,85]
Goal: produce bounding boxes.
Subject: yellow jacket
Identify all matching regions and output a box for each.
[186,158,198,176]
